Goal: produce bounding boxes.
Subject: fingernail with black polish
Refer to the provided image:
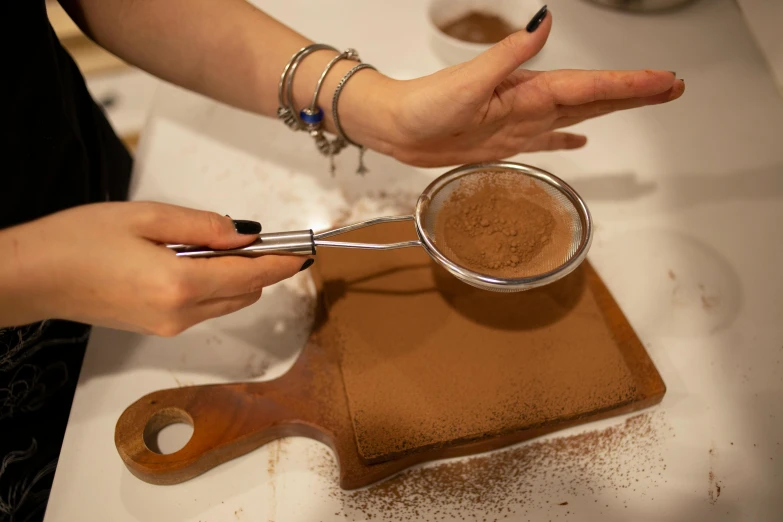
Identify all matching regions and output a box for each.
[299,258,315,272]
[233,220,262,235]
[526,5,548,33]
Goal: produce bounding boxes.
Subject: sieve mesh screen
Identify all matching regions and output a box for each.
[419,169,586,291]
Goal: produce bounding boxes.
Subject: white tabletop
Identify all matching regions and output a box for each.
[45,0,783,521]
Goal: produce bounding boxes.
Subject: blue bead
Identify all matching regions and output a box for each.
[300,107,324,125]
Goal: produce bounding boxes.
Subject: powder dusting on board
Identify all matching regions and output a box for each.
[316,221,639,464]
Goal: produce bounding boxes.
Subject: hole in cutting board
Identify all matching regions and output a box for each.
[143,407,194,454]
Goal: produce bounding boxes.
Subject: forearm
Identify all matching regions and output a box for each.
[59,0,398,153]
[0,224,50,327]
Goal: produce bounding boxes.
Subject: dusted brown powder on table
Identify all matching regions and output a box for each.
[433,173,576,278]
[315,412,671,521]
[439,12,517,44]
[316,221,639,464]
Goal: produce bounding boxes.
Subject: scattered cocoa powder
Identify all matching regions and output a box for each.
[310,412,671,521]
[439,12,518,44]
[315,221,644,464]
[707,444,722,504]
[433,173,576,278]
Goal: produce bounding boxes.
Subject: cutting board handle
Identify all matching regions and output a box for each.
[114,380,310,484]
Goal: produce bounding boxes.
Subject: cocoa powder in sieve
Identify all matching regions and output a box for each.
[434,173,575,278]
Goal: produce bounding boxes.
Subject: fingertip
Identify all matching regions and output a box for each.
[207,215,262,250]
[567,134,588,149]
[638,69,678,95]
[525,5,552,33]
[299,258,315,272]
[661,70,678,89]
[474,8,552,86]
[231,219,262,235]
[661,79,686,103]
[247,290,264,306]
[252,255,314,286]
[675,78,686,97]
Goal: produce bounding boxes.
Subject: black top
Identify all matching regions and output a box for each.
[1,1,132,520]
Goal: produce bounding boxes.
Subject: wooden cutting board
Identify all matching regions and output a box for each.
[115,222,665,489]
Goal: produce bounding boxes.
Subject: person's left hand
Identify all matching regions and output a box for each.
[364,9,684,168]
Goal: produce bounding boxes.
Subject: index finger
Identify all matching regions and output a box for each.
[541,69,677,106]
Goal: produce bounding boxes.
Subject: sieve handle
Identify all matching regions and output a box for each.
[314,239,421,250]
[166,215,419,258]
[312,214,420,250]
[312,214,415,239]
[166,230,315,258]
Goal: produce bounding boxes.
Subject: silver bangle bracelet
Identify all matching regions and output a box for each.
[332,63,377,148]
[300,49,360,175]
[276,43,337,130]
[285,45,339,129]
[277,45,311,128]
[332,63,378,175]
[309,49,359,110]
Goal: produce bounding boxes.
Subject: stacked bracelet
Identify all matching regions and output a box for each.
[300,49,360,175]
[277,43,377,176]
[332,63,377,175]
[277,43,337,130]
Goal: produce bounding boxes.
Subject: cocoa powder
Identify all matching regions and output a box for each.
[315,221,639,464]
[434,173,576,278]
[315,412,671,521]
[439,12,517,44]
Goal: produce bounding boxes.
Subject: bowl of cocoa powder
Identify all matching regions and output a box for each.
[427,0,545,66]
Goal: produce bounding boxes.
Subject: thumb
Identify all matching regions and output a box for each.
[131,202,261,250]
[466,6,552,89]
[190,254,312,299]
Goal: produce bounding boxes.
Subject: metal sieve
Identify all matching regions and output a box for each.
[168,162,592,292]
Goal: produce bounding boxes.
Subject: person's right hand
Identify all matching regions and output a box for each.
[0,202,310,335]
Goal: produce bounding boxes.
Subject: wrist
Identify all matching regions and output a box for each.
[0,223,54,327]
[325,67,403,157]
[285,49,404,158]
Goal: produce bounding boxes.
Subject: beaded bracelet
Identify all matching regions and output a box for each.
[276,43,337,131]
[300,49,360,175]
[332,63,378,175]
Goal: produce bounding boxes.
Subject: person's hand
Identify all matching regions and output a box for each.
[0,202,310,335]
[363,9,684,167]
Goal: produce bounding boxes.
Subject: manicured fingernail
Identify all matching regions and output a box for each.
[233,220,262,235]
[526,5,548,32]
[299,258,315,272]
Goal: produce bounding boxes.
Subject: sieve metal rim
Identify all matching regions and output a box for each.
[413,161,593,291]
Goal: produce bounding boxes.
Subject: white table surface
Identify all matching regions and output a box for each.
[45,0,783,521]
